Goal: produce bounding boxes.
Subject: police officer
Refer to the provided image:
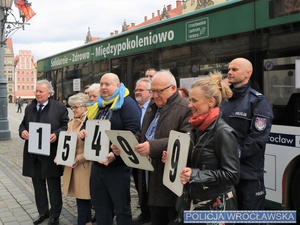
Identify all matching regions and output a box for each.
[221,58,273,223]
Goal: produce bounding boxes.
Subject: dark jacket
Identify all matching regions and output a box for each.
[221,82,273,180]
[136,91,191,207]
[188,114,240,202]
[94,95,141,167]
[19,98,69,178]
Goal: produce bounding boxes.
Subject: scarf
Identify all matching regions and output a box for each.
[189,107,220,131]
[87,83,129,119]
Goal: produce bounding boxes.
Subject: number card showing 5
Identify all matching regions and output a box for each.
[163,130,190,196]
[84,120,111,162]
[56,131,77,167]
[28,122,51,156]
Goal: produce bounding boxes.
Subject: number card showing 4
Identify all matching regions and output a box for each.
[84,120,111,162]
[163,130,190,196]
[28,122,51,156]
[56,131,77,167]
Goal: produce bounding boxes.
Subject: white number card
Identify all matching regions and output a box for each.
[105,130,154,171]
[56,131,77,166]
[28,122,51,156]
[84,120,111,162]
[163,130,190,196]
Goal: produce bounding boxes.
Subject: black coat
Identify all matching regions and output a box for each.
[19,98,69,178]
[188,114,240,202]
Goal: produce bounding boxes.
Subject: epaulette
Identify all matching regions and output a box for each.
[250,89,263,99]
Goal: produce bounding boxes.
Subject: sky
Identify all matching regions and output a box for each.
[8,0,173,61]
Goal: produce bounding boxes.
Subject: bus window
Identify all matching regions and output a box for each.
[264,56,300,125]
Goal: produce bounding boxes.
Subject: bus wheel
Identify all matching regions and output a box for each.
[291,169,300,219]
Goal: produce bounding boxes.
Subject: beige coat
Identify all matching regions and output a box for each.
[63,114,92,199]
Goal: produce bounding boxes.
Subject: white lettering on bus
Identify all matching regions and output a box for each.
[72,52,90,62]
[51,57,69,67]
[95,30,175,58]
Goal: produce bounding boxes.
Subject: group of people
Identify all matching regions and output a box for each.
[18,57,273,225]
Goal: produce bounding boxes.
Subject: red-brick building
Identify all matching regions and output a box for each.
[14,50,36,103]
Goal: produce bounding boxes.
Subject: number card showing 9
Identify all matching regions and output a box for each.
[163,130,190,196]
[28,122,51,156]
[56,131,77,167]
[105,130,154,171]
[84,120,111,162]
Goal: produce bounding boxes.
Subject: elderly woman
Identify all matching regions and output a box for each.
[178,72,240,223]
[63,93,92,225]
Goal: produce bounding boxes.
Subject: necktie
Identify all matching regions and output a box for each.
[145,108,161,141]
[36,104,43,122]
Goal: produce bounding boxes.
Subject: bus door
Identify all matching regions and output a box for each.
[263,56,300,212]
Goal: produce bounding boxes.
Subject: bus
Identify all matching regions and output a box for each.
[37,0,300,216]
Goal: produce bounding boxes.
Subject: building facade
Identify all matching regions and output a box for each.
[4,38,15,103]
[14,50,36,103]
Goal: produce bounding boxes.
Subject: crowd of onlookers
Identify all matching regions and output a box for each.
[17,57,273,225]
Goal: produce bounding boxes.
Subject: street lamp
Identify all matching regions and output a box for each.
[0,0,29,141]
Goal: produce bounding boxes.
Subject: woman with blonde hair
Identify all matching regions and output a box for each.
[182,71,239,210]
[167,72,240,224]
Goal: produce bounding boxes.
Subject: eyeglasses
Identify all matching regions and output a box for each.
[70,106,81,110]
[134,89,150,93]
[151,85,173,95]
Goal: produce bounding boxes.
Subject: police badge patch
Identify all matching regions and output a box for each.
[255,117,267,131]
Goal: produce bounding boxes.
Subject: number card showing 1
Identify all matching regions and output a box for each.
[163,130,190,196]
[84,120,111,162]
[56,131,77,167]
[28,122,51,156]
[105,130,154,171]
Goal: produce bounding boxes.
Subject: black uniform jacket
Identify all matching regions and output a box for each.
[221,83,273,180]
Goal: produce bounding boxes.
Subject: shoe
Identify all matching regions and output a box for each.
[33,214,49,225]
[48,217,59,225]
[132,214,151,225]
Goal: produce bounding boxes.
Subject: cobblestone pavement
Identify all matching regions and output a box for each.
[0,103,145,225]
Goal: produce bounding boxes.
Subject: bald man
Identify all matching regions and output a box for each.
[79,73,141,225]
[221,58,273,220]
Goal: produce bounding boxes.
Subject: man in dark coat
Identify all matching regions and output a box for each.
[19,79,69,225]
[134,70,191,225]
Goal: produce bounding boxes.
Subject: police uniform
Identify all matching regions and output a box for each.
[220,82,273,213]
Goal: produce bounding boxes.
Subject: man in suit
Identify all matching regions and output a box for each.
[19,79,69,225]
[133,77,152,225]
